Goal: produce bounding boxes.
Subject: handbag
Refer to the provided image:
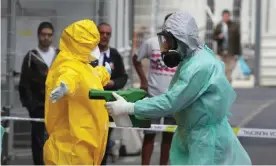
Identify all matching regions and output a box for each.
[239,56,251,76]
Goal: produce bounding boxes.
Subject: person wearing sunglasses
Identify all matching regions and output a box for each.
[105,11,251,165]
[96,23,128,165]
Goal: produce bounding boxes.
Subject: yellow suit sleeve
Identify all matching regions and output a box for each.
[94,66,111,87]
[55,67,80,96]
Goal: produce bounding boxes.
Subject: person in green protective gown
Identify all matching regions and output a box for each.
[105,11,251,165]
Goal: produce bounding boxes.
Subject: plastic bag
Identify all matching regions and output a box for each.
[231,59,244,80]
[239,56,251,76]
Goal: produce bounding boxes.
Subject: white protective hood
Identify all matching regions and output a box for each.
[163,11,201,53]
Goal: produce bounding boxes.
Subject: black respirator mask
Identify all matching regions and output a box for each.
[157,31,182,68]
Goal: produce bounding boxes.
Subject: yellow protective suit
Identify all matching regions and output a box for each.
[43,19,110,165]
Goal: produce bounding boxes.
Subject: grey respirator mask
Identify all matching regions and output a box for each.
[157,31,181,68]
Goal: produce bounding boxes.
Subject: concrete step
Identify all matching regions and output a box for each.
[261,51,276,58]
[260,35,276,86]
[261,43,276,49]
[261,34,276,48]
[262,34,276,38]
[260,67,276,76]
[260,78,276,86]
[261,58,276,66]
[262,34,276,44]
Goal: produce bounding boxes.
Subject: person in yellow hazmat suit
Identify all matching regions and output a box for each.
[43,19,112,165]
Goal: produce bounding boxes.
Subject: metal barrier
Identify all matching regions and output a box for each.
[2,116,276,138]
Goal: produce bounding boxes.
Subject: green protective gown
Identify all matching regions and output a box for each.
[134,12,251,165]
[1,125,4,151]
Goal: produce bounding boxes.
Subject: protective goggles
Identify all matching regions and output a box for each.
[157,31,178,52]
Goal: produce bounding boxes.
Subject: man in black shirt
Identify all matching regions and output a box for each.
[96,22,128,164]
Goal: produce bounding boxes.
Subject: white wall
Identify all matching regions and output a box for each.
[18,0,98,46]
[3,0,275,77]
[54,2,97,45]
[2,0,132,75]
[134,0,206,31]
[1,0,98,73]
[1,17,52,74]
[134,0,207,42]
[134,0,276,46]
[270,1,276,33]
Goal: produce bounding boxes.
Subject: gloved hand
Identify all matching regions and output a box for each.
[105,92,135,116]
[105,62,112,75]
[50,82,68,103]
[142,97,149,100]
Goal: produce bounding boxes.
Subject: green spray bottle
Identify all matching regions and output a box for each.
[89,88,151,128]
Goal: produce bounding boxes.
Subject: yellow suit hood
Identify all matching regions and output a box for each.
[44,19,110,165]
[59,19,100,63]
